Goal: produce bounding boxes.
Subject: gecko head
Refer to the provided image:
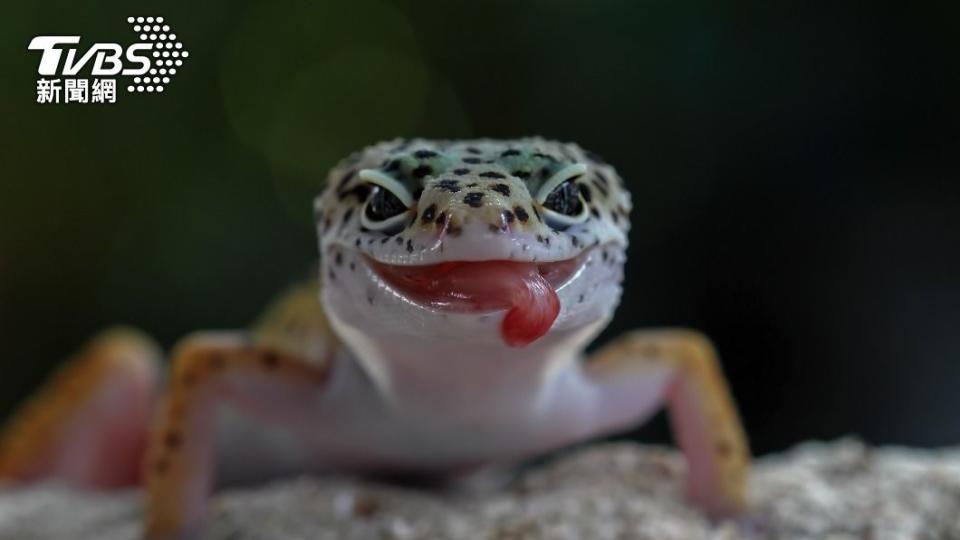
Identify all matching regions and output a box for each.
[314,138,631,353]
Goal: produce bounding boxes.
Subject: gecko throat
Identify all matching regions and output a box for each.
[368,251,591,347]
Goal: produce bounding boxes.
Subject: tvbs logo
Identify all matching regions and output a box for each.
[28,16,189,104]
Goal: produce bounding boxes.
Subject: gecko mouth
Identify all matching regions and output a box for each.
[366,250,590,348]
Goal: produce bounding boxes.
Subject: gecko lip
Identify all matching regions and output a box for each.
[365,250,590,311]
[365,249,593,347]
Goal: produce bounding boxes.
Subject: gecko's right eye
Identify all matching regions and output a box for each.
[358,169,413,233]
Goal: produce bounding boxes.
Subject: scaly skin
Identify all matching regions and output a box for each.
[0,139,750,539]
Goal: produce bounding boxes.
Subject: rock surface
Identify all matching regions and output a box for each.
[1,440,959,539]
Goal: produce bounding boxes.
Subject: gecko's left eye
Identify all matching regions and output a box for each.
[365,187,407,222]
[537,163,589,230]
[358,169,413,234]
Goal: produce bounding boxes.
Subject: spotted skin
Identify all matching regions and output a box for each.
[0,139,749,540]
[314,138,631,266]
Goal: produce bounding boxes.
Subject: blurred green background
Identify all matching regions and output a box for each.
[2,1,959,454]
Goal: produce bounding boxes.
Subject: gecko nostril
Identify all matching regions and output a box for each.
[420,204,437,224]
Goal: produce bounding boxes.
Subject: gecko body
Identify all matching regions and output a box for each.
[0,139,749,539]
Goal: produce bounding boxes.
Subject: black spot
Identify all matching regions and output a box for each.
[503,210,515,223]
[341,207,354,226]
[594,180,609,198]
[261,351,279,369]
[601,250,609,262]
[501,149,521,157]
[324,217,332,230]
[164,431,181,449]
[412,165,433,178]
[540,167,552,179]
[462,157,482,164]
[355,238,362,247]
[437,179,461,193]
[536,234,546,244]
[435,212,448,227]
[590,207,600,218]
[349,262,356,271]
[512,170,531,179]
[421,204,437,223]
[463,192,484,207]
[406,239,414,253]
[514,206,530,222]
[367,296,374,305]
[384,159,401,172]
[336,169,356,190]
[414,149,438,159]
[479,171,505,179]
[579,183,593,202]
[578,294,585,303]
[335,252,343,266]
[453,168,470,176]
[595,171,609,185]
[466,182,478,187]
[491,183,511,196]
[466,147,482,154]
[380,237,389,244]
[532,206,543,222]
[571,236,580,247]
[395,236,403,245]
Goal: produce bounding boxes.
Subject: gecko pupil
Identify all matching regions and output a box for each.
[365,186,407,221]
[543,180,583,216]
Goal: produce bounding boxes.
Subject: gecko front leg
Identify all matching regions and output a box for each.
[584,329,750,517]
[0,328,161,488]
[144,332,330,540]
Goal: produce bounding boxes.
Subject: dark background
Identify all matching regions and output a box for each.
[2,1,959,455]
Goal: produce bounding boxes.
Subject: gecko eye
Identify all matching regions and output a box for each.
[358,169,413,233]
[537,163,589,230]
[365,186,407,221]
[543,180,584,216]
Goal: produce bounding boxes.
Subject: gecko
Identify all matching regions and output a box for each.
[0,138,749,539]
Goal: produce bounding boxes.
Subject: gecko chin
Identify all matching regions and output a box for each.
[366,252,590,347]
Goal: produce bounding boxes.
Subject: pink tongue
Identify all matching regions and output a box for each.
[371,260,561,347]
